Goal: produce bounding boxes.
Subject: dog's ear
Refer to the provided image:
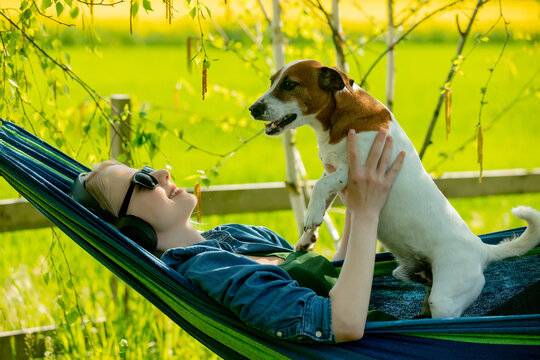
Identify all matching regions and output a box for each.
[318,67,354,92]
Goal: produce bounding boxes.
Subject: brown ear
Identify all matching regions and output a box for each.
[318,67,354,92]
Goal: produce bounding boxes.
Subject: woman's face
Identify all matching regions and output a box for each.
[103,165,198,232]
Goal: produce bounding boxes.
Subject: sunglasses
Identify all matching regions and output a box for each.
[118,166,159,217]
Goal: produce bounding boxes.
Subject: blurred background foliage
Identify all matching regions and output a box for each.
[1,0,539,358]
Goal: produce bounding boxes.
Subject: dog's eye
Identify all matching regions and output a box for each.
[282,80,297,91]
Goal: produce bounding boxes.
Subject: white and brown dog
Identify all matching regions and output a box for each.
[249,59,540,318]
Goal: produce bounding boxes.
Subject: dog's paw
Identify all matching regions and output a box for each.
[304,207,325,230]
[392,266,412,283]
[296,231,317,251]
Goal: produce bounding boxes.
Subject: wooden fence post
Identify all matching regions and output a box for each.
[109,94,131,315]
[110,94,132,164]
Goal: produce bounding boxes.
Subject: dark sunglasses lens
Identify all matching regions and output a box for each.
[142,166,155,173]
[134,172,158,188]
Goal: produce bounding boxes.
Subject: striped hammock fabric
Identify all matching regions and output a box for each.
[1,119,539,359]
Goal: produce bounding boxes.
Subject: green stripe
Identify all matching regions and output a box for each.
[406,332,540,345]
[374,260,397,276]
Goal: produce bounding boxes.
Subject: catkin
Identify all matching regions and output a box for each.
[445,88,452,140]
[194,183,202,222]
[202,64,207,100]
[477,124,483,183]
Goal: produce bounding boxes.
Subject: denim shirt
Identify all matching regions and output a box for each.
[161,224,335,343]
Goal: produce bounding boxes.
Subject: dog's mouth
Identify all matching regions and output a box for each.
[265,114,297,135]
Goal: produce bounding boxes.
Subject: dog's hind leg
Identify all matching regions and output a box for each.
[421,286,432,317]
[428,262,485,318]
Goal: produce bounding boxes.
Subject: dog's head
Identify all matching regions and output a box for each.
[249,59,354,136]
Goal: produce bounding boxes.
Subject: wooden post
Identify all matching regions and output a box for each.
[110,94,131,165]
[109,94,131,315]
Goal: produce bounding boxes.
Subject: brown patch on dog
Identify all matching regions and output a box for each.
[328,87,391,144]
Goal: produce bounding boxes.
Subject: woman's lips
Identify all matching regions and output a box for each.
[169,186,185,199]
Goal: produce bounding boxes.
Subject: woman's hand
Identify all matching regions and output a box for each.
[340,129,405,216]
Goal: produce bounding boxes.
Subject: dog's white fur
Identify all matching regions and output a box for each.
[250,59,540,318]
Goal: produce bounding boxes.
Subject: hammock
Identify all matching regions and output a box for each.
[0,119,538,360]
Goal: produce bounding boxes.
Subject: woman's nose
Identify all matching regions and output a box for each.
[151,169,170,185]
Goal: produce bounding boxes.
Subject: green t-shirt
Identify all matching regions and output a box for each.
[258,251,397,322]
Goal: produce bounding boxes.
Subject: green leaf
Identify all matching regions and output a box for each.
[116,153,128,163]
[131,1,139,17]
[189,7,197,19]
[66,310,79,326]
[142,0,153,12]
[56,2,64,16]
[64,0,73,6]
[41,0,53,10]
[20,0,30,10]
[70,6,79,19]
[204,4,212,18]
[57,296,66,309]
[19,8,33,22]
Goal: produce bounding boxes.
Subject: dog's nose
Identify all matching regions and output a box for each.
[249,102,266,119]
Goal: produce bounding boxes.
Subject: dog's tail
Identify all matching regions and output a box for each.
[484,206,540,264]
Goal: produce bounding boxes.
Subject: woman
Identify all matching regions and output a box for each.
[83,129,405,343]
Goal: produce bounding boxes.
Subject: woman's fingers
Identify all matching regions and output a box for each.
[365,130,387,170]
[347,129,359,169]
[377,135,393,174]
[347,128,404,182]
[385,150,406,183]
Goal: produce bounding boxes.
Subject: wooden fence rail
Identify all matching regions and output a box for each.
[1,168,539,233]
[0,319,107,360]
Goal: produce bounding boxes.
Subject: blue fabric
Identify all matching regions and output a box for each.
[1,119,539,359]
[162,224,335,342]
[368,252,540,319]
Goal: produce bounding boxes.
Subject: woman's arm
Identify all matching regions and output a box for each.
[329,130,405,342]
[331,208,351,262]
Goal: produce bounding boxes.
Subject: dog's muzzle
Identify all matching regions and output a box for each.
[249,102,266,120]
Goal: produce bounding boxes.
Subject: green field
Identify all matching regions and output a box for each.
[1,35,539,359]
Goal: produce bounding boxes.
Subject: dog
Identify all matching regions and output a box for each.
[249,59,540,318]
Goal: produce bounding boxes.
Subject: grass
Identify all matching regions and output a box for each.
[1,33,539,358]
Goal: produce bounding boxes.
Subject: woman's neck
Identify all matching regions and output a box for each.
[156,221,204,252]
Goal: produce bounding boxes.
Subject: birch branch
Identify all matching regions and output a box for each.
[386,0,396,111]
[427,69,539,172]
[303,0,349,71]
[418,0,488,159]
[360,0,462,87]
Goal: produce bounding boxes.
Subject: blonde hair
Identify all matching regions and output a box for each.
[84,160,123,217]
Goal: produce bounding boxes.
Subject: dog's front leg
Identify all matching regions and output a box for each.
[296,166,348,251]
